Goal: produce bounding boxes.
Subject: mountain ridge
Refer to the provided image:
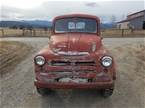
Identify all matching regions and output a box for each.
[0,20,114,29]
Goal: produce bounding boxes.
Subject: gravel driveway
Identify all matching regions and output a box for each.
[0,37,145,108]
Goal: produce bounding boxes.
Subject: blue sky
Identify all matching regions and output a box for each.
[0,0,144,23]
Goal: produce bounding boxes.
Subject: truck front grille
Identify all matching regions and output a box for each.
[49,60,96,66]
[75,61,95,66]
[51,61,71,66]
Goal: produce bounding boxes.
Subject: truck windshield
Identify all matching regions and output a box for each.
[55,17,97,33]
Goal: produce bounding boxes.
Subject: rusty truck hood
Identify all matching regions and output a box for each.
[49,33,102,53]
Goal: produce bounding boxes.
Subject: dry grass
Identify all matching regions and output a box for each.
[0,28,145,38]
[102,29,145,38]
[109,43,145,82]
[0,29,23,37]
[0,41,32,76]
[0,28,51,37]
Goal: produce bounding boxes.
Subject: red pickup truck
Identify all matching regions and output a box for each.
[34,14,116,97]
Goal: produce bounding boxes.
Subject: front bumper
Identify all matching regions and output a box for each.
[34,79,114,89]
[34,70,115,89]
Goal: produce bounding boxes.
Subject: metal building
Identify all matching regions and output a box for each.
[117,10,145,30]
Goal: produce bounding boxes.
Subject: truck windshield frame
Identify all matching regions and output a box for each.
[54,17,97,34]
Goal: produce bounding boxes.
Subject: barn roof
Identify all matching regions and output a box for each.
[127,10,145,17]
[117,10,145,23]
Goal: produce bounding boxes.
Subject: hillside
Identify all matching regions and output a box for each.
[0,20,113,29]
[0,20,52,28]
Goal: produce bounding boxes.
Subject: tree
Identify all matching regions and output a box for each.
[10,25,18,29]
[110,15,116,24]
[19,25,25,29]
[110,15,117,28]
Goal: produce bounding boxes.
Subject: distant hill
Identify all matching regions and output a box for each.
[0,20,114,29]
[101,23,115,29]
[21,20,52,28]
[0,20,52,28]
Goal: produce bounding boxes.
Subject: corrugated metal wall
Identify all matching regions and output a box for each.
[117,11,145,30]
[129,16,144,29]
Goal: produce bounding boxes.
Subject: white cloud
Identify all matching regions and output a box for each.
[1,0,49,9]
[0,0,144,22]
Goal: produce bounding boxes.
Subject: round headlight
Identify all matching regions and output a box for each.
[101,56,112,67]
[35,56,45,66]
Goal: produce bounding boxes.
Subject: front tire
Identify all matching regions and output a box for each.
[102,88,114,97]
[36,88,52,96]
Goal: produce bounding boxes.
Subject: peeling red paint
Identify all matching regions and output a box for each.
[34,14,116,90]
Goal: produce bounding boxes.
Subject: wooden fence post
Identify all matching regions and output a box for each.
[22,29,25,36]
[33,29,36,36]
[131,28,134,34]
[0,29,4,37]
[30,30,32,36]
[121,29,124,37]
[2,29,4,37]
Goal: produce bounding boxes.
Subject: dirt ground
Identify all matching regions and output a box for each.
[0,41,32,76]
[0,37,145,108]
